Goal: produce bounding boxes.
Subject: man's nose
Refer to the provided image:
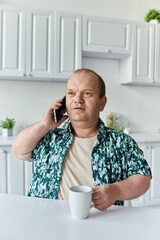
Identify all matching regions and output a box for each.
[74,93,84,103]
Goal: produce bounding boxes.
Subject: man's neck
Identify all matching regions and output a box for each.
[71,121,99,138]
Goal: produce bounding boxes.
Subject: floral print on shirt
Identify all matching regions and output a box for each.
[28,119,152,205]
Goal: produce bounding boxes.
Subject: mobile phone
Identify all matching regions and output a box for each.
[53,96,66,123]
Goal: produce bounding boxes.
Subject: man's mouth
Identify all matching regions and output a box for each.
[72,107,85,110]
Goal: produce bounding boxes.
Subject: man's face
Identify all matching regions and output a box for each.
[66,71,106,125]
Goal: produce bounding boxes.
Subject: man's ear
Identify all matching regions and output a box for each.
[99,96,107,111]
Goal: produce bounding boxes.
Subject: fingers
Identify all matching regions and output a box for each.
[92,185,103,199]
[92,188,102,205]
[94,204,107,211]
[47,99,65,118]
[93,195,110,211]
[40,98,67,130]
[49,99,63,110]
[92,185,102,192]
[93,198,103,205]
[92,189,106,210]
[92,189,100,200]
[92,185,116,211]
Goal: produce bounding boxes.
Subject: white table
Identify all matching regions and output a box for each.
[0,194,159,240]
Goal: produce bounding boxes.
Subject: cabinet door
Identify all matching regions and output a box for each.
[0,5,25,77]
[0,149,7,193]
[154,24,160,83]
[131,142,160,207]
[54,12,81,79]
[130,144,147,207]
[83,15,132,59]
[26,9,54,78]
[132,22,155,84]
[145,144,160,206]
[130,195,145,207]
[0,147,33,196]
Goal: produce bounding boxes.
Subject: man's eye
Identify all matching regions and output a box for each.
[68,92,73,95]
[85,92,91,96]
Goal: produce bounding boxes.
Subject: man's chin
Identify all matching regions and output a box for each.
[70,116,88,122]
[71,118,87,122]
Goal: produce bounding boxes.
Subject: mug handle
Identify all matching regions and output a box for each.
[90,202,94,209]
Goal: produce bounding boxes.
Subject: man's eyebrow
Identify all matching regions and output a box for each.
[66,88,95,91]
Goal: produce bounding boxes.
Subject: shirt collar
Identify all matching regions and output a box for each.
[63,118,106,139]
[97,118,107,142]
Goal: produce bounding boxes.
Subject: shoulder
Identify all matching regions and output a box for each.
[44,126,69,143]
[31,126,69,157]
[99,118,132,143]
[103,125,138,148]
[107,127,132,140]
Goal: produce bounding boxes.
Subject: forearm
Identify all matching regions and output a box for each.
[113,174,151,201]
[12,122,49,160]
[12,99,68,161]
[92,174,151,211]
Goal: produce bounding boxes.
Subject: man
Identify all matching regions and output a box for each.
[12,68,151,211]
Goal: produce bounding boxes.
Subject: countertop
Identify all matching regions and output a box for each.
[130,133,160,142]
[1,133,160,146]
[0,135,15,145]
[0,193,159,240]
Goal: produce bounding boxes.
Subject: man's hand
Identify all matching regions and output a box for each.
[92,175,151,211]
[92,184,117,211]
[40,99,68,131]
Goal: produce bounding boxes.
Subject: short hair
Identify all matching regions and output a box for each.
[69,68,106,99]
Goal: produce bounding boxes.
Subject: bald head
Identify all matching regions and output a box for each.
[67,68,106,99]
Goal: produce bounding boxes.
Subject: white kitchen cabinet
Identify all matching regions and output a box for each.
[144,143,160,206]
[154,24,160,83]
[130,134,160,207]
[0,137,33,196]
[120,22,160,86]
[0,5,55,80]
[83,15,132,59]
[54,11,81,79]
[0,5,26,77]
[130,144,148,207]
[0,4,82,81]
[26,9,55,79]
[132,22,155,84]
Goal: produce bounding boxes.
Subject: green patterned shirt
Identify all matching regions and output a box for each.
[28,119,152,205]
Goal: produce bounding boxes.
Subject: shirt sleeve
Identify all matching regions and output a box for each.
[30,131,51,162]
[126,137,152,178]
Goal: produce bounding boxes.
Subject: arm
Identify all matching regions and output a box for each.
[92,174,151,211]
[12,99,68,161]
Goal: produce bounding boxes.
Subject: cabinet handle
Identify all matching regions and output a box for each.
[145,145,152,149]
[21,73,26,76]
[0,149,7,153]
[26,73,32,77]
[106,49,111,53]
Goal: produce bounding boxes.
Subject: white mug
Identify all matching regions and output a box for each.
[69,185,93,220]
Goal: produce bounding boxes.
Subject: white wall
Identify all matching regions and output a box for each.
[0,0,160,134]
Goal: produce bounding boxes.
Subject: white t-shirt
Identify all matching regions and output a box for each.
[58,135,97,200]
